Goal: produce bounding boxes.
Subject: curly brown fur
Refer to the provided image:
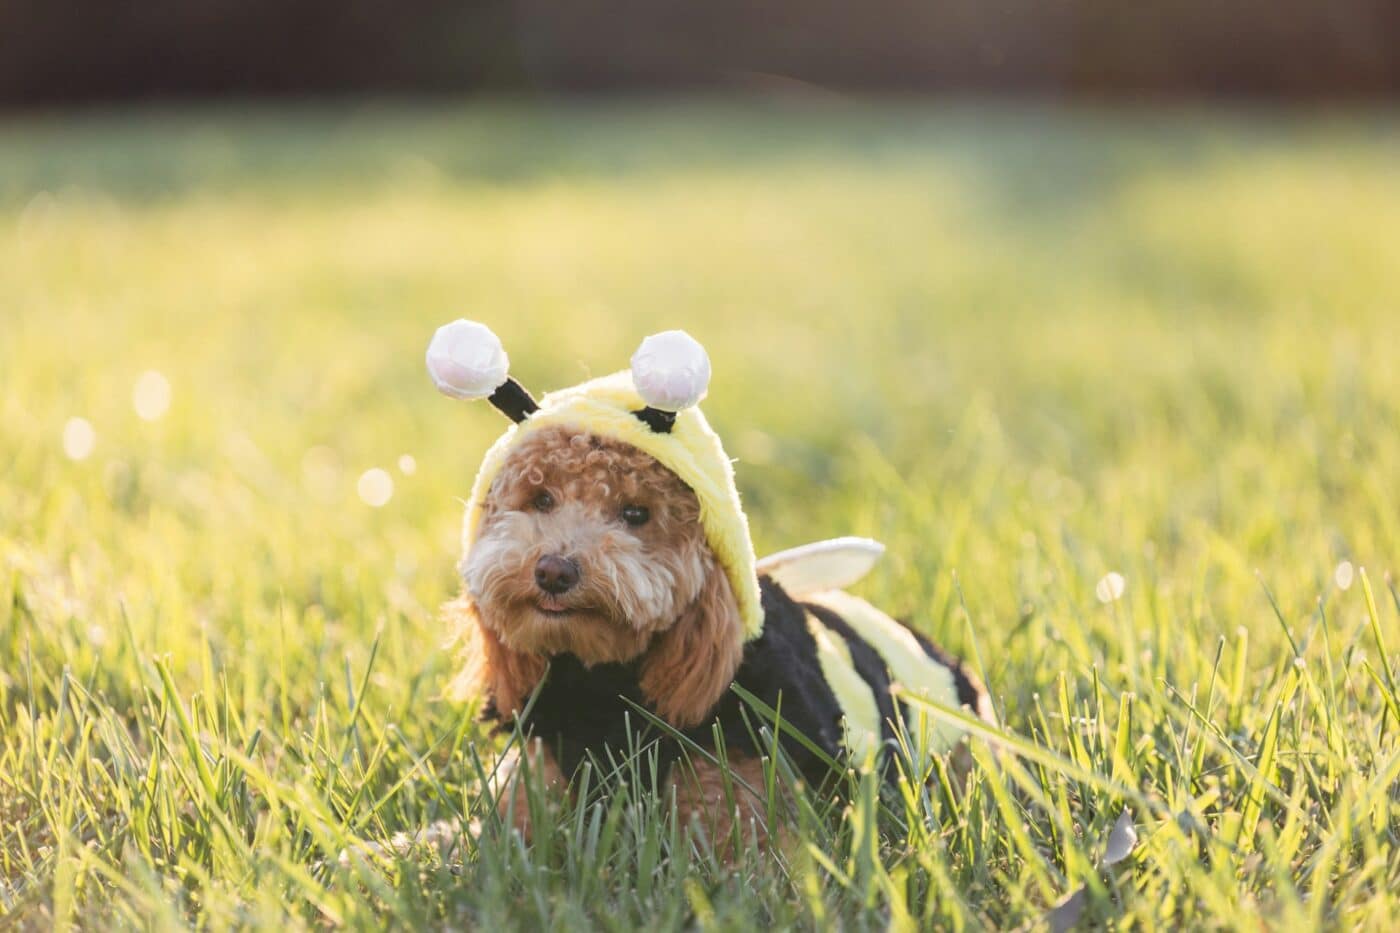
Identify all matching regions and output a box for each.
[638,561,743,727]
[444,598,548,719]
[452,425,744,726]
[670,756,775,854]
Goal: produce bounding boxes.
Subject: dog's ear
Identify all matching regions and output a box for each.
[639,556,745,728]
[444,595,546,719]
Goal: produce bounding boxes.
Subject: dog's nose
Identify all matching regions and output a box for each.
[534,555,580,595]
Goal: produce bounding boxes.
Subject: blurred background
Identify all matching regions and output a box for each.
[2,0,1398,105]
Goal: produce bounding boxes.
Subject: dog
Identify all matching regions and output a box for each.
[426,322,994,850]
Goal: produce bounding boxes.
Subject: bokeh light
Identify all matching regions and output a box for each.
[62,417,96,460]
[357,468,394,507]
[133,370,172,421]
[1095,572,1126,603]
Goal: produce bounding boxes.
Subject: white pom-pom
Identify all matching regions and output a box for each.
[426,319,510,400]
[630,330,711,412]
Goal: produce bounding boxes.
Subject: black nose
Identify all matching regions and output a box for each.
[534,555,580,595]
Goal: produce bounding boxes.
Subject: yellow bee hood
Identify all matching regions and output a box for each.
[426,321,764,639]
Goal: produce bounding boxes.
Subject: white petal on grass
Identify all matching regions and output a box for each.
[133,370,172,421]
[1334,560,1354,591]
[1103,808,1138,865]
[1048,808,1138,930]
[63,417,96,460]
[1096,571,1126,603]
[357,468,394,507]
[397,454,417,476]
[1047,888,1085,933]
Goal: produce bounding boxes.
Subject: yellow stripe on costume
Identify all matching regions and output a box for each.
[804,611,881,760]
[806,590,968,754]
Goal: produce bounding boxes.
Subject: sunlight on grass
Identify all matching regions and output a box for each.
[1,100,1398,928]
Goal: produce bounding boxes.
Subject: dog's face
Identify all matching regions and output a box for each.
[463,425,716,665]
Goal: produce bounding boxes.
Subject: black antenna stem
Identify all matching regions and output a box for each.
[489,378,539,423]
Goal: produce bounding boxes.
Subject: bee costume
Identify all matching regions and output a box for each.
[427,320,990,782]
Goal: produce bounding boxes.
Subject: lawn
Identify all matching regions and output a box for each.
[2,100,1399,929]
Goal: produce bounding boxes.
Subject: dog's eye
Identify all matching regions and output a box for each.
[620,504,650,527]
[531,491,555,512]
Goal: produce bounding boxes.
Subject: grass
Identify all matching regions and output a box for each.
[2,98,1399,929]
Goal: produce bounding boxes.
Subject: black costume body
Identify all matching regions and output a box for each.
[489,577,985,786]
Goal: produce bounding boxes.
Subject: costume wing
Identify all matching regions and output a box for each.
[755,537,885,597]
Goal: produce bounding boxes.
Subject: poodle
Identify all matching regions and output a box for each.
[425,321,993,849]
